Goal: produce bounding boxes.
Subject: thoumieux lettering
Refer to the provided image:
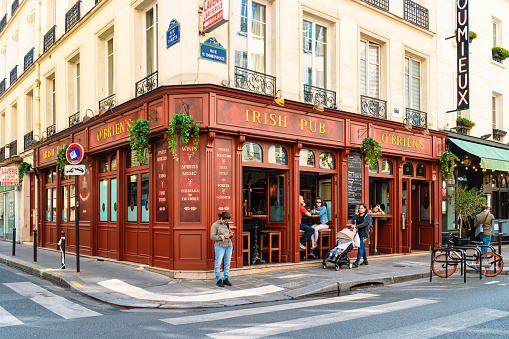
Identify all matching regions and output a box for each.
[96,118,133,141]
[456,0,469,109]
[245,109,326,134]
[381,133,425,150]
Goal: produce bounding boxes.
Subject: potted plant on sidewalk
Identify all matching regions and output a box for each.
[452,185,487,241]
[360,137,382,167]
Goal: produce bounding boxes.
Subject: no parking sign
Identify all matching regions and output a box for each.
[66,143,84,165]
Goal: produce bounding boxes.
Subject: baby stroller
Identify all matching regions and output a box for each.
[322,227,359,271]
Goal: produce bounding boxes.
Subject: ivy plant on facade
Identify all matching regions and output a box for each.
[439,150,459,176]
[360,137,382,167]
[18,162,32,185]
[56,145,69,178]
[128,119,151,166]
[167,113,200,161]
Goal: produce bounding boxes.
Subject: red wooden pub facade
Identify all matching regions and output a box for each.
[33,85,446,273]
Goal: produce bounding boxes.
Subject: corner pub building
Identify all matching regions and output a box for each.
[33,85,446,274]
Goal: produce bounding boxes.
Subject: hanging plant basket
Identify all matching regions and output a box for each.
[360,137,382,168]
[167,113,200,161]
[18,161,32,185]
[56,145,69,178]
[440,151,459,177]
[128,119,151,166]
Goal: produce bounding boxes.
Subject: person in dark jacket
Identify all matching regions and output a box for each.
[352,203,372,267]
[211,212,234,287]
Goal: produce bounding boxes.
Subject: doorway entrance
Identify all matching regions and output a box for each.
[409,180,433,251]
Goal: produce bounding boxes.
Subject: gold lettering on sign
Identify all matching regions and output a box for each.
[380,133,425,150]
[96,118,132,142]
[244,109,325,134]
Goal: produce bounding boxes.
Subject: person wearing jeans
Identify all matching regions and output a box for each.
[299,195,313,250]
[352,203,372,267]
[474,206,494,256]
[310,197,329,250]
[211,212,234,287]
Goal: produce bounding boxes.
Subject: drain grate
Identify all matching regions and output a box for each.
[350,282,384,291]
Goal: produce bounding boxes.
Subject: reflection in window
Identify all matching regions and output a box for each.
[52,188,57,221]
[269,173,285,222]
[403,162,413,176]
[52,170,57,182]
[381,160,393,175]
[70,185,75,222]
[99,157,109,173]
[141,173,149,223]
[369,162,379,174]
[62,186,68,222]
[100,180,108,222]
[111,155,118,171]
[127,175,138,222]
[299,149,315,167]
[242,142,263,163]
[46,189,51,221]
[501,177,507,188]
[319,152,335,170]
[416,164,426,178]
[127,149,149,168]
[492,176,499,188]
[45,171,52,184]
[111,179,117,222]
[268,146,287,165]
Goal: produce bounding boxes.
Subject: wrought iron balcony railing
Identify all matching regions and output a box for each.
[11,0,19,16]
[44,25,56,53]
[362,0,389,11]
[303,84,336,108]
[99,94,116,112]
[65,1,81,32]
[10,65,18,85]
[0,78,6,95]
[405,108,427,128]
[135,71,158,97]
[234,66,276,97]
[0,147,5,162]
[404,0,429,30]
[8,140,17,157]
[69,112,81,127]
[24,131,33,151]
[24,47,34,72]
[47,124,56,138]
[360,95,387,119]
[0,15,6,34]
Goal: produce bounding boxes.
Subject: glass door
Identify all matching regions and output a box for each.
[268,172,286,223]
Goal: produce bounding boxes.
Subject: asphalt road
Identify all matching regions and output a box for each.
[1,263,508,338]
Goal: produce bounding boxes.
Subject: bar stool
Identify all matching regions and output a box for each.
[317,228,332,258]
[299,230,308,260]
[242,232,251,265]
[260,230,281,263]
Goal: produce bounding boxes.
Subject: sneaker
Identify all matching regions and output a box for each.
[299,243,306,250]
[360,261,369,265]
[216,279,225,287]
[352,261,359,268]
[311,244,318,250]
[223,279,232,286]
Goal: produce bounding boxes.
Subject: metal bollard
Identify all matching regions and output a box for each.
[12,227,16,256]
[57,231,66,269]
[33,229,38,262]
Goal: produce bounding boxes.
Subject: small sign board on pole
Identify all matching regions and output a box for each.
[64,165,86,176]
[1,167,19,186]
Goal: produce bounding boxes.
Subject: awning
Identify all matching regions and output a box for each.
[449,138,509,171]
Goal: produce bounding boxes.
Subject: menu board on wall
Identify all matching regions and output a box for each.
[347,155,363,220]
[155,141,169,222]
[78,158,91,221]
[179,139,200,223]
[215,139,233,216]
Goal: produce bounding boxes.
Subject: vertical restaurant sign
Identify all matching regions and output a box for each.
[347,155,363,219]
[200,38,227,64]
[202,0,229,33]
[155,141,169,222]
[215,139,232,215]
[179,139,200,223]
[457,0,469,110]
[166,19,180,49]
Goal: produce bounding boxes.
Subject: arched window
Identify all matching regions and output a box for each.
[127,149,149,168]
[416,164,426,178]
[242,142,263,163]
[268,146,287,165]
[99,157,109,173]
[403,162,413,176]
[319,152,335,170]
[381,159,393,175]
[369,162,379,174]
[501,177,507,188]
[492,176,499,188]
[111,155,118,171]
[299,149,315,167]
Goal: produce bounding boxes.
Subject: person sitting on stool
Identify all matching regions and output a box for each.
[299,195,314,250]
[310,197,329,250]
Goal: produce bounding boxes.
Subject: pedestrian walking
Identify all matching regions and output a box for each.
[474,206,494,256]
[211,212,234,287]
[352,203,372,267]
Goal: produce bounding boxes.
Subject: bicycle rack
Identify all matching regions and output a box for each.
[430,247,467,283]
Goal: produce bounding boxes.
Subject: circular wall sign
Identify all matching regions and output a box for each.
[66,143,85,164]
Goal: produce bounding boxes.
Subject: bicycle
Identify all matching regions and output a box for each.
[432,233,504,278]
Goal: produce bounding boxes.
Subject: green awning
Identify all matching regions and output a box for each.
[449,138,509,171]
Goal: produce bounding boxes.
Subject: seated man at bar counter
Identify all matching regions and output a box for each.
[299,195,314,250]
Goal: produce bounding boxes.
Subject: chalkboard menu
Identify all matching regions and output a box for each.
[347,155,363,219]
[179,138,201,223]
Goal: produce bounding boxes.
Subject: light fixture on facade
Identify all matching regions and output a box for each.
[83,108,96,122]
[312,98,324,112]
[422,125,430,136]
[480,134,491,140]
[266,90,284,107]
[402,118,412,131]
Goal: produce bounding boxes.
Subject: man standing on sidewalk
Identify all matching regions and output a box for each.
[474,205,494,255]
[299,195,313,250]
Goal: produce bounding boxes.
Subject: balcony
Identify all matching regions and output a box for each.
[11,0,19,16]
[43,25,56,53]
[47,124,56,138]
[0,14,6,34]
[234,66,276,97]
[404,0,429,30]
[65,1,81,32]
[0,78,5,95]
[135,71,158,97]
[10,65,18,85]
[0,147,4,162]
[405,108,427,128]
[69,112,81,128]
[24,47,34,72]
[99,94,116,112]
[360,95,387,119]
[7,140,17,157]
[24,131,33,151]
[362,0,389,11]
[303,84,336,109]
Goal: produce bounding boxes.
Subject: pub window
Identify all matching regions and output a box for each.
[52,187,57,221]
[381,159,393,175]
[369,162,379,174]
[70,185,76,222]
[61,186,68,222]
[46,188,51,221]
[111,178,117,222]
[299,149,315,167]
[416,164,426,178]
[501,177,507,188]
[127,149,149,168]
[141,173,149,223]
[111,155,118,171]
[319,152,335,170]
[268,146,287,165]
[242,142,263,163]
[403,162,413,176]
[127,174,138,222]
[99,179,108,222]
[99,157,109,173]
[492,176,499,188]
[45,171,52,183]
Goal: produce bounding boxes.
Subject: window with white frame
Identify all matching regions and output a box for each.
[106,36,114,96]
[76,62,80,111]
[25,90,33,133]
[493,21,498,47]
[67,54,80,117]
[303,20,327,88]
[405,57,421,110]
[360,40,380,98]
[145,4,158,76]
[234,0,267,73]
[492,96,497,130]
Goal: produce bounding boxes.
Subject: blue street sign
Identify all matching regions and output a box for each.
[200,37,227,64]
[166,19,180,49]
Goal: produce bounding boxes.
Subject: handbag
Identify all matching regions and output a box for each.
[475,213,489,238]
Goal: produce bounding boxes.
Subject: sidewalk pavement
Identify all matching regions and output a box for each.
[1,240,507,309]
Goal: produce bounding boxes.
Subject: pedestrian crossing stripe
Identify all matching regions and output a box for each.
[0,306,23,328]
[485,281,499,284]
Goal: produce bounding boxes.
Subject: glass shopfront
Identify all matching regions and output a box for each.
[0,186,15,240]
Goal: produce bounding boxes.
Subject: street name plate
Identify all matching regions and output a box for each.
[64,165,86,176]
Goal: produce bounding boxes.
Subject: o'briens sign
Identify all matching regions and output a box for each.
[202,0,229,33]
[1,167,19,186]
